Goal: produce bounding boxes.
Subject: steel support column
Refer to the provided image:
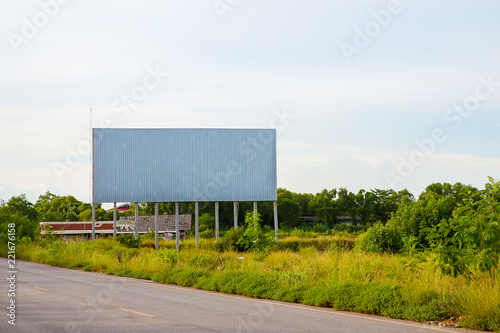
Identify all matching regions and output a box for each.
[175,202,180,250]
[215,202,219,242]
[113,202,117,238]
[91,202,95,241]
[234,202,238,228]
[195,202,199,248]
[134,203,139,240]
[155,203,159,250]
[274,201,279,244]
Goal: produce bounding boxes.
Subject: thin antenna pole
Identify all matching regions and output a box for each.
[90,100,95,241]
[89,100,92,204]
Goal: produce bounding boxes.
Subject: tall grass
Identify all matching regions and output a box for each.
[12,237,500,332]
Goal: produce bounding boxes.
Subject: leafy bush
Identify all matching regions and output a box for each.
[116,234,140,248]
[389,193,456,250]
[329,223,368,234]
[237,212,276,253]
[428,190,500,279]
[199,229,215,239]
[358,223,403,253]
[158,248,182,267]
[215,226,246,252]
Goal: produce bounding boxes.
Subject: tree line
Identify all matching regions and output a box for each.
[0,178,498,242]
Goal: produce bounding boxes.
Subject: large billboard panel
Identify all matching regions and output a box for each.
[93,128,277,202]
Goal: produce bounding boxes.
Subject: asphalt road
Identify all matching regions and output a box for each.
[0,258,485,333]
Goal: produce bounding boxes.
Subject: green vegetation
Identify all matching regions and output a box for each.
[11,236,500,331]
[360,178,500,282]
[1,177,499,331]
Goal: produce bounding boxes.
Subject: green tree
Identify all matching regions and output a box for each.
[5,194,38,221]
[278,198,301,228]
[370,189,398,223]
[419,182,479,204]
[78,206,110,221]
[0,194,40,241]
[337,188,357,224]
[428,178,500,280]
[35,192,93,221]
[198,213,214,232]
[389,192,455,250]
[296,192,313,216]
[354,189,376,224]
[484,176,500,202]
[396,188,415,203]
[308,189,338,227]
[236,211,275,252]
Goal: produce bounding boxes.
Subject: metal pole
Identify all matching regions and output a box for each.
[234,202,238,228]
[155,203,159,250]
[113,202,117,238]
[253,201,257,229]
[274,201,279,244]
[175,202,180,250]
[91,128,95,241]
[215,202,219,242]
[91,202,95,241]
[195,202,199,248]
[134,203,139,240]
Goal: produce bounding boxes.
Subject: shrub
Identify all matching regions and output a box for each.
[330,223,368,234]
[117,234,140,248]
[215,227,246,252]
[358,223,403,253]
[237,212,276,253]
[199,229,215,239]
[389,193,456,250]
[158,248,182,267]
[428,193,500,279]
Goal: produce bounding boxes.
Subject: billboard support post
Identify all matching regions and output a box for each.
[155,203,159,250]
[253,201,257,229]
[91,128,95,241]
[134,204,139,240]
[175,202,179,250]
[113,202,117,238]
[233,202,238,228]
[274,201,279,244]
[195,202,199,248]
[215,202,219,242]
[91,202,95,241]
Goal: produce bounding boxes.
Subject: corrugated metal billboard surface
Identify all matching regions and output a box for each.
[93,128,277,202]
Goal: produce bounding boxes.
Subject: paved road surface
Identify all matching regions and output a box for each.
[0,258,484,333]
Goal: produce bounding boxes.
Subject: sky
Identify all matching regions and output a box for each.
[1,0,500,206]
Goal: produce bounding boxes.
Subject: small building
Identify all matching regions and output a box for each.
[121,215,192,239]
[39,214,192,239]
[106,203,131,212]
[299,216,318,224]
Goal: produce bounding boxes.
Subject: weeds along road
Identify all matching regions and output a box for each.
[0,258,484,333]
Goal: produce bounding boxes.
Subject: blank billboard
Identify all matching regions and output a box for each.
[93,128,277,202]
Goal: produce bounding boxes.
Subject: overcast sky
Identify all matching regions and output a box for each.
[1,0,500,204]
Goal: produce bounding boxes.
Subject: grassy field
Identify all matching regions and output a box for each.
[9,235,500,332]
